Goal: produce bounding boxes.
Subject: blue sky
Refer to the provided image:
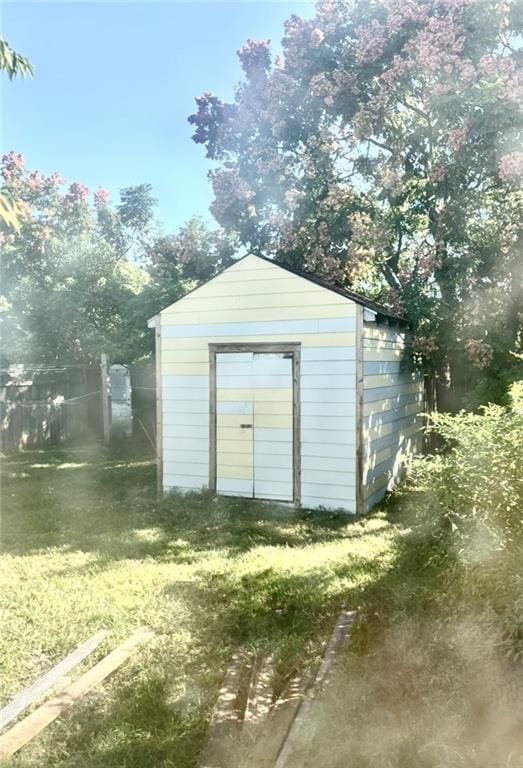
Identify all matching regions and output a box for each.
[2,1,314,231]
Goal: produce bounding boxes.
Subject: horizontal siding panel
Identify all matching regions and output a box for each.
[301,483,355,501]
[301,374,355,390]
[301,429,355,445]
[162,318,356,339]
[364,415,423,441]
[364,473,391,500]
[166,461,208,478]
[161,332,356,349]
[363,348,405,362]
[164,424,208,439]
[301,401,354,417]
[255,414,292,429]
[364,402,424,429]
[217,374,291,389]
[163,436,208,453]
[363,487,388,513]
[254,480,293,499]
[164,400,209,414]
[218,464,252,480]
[254,466,292,483]
[301,346,356,362]
[217,401,253,415]
[302,468,351,486]
[254,452,293,469]
[363,361,402,375]
[164,448,208,465]
[163,388,209,402]
[301,389,355,404]
[161,362,209,376]
[364,372,419,389]
[364,383,422,403]
[364,424,423,454]
[363,392,423,416]
[166,306,357,324]
[363,326,406,343]
[163,374,208,389]
[302,415,355,431]
[217,478,253,495]
[254,427,293,443]
[254,401,293,415]
[217,451,253,468]
[301,442,355,458]
[164,412,208,427]
[301,360,356,375]
[253,440,292,456]
[161,349,209,363]
[302,455,349,473]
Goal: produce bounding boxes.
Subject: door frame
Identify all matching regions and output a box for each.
[209,342,301,507]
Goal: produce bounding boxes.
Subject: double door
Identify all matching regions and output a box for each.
[213,349,296,502]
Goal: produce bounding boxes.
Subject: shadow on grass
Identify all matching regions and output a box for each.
[1,447,376,564]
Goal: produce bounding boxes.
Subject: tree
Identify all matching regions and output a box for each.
[0,153,240,366]
[0,152,153,364]
[0,39,34,231]
[189,0,523,405]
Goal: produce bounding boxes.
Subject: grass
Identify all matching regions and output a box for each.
[0,445,397,767]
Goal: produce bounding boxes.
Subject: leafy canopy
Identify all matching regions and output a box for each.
[189,0,523,401]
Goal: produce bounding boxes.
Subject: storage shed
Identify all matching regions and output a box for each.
[149,254,424,514]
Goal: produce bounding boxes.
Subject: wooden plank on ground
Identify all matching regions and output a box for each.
[0,630,107,731]
[0,627,152,760]
[197,651,247,768]
[274,610,357,768]
[247,668,313,768]
[243,655,273,734]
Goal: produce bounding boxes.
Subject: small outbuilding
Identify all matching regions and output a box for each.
[149,254,424,514]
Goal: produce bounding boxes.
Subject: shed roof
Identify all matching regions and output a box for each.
[149,253,405,326]
[254,255,405,323]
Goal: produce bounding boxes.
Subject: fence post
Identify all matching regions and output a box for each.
[100,354,111,445]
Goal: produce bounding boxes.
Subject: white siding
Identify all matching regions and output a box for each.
[159,254,357,512]
[361,321,424,512]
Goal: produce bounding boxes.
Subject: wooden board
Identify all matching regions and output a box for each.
[274,611,357,768]
[197,652,246,768]
[0,630,106,731]
[0,627,152,759]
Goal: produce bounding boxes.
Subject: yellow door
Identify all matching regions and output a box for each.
[216,352,293,501]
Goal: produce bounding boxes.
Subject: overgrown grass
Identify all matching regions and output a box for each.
[0,446,396,767]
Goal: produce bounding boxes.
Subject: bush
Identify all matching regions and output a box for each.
[411,381,523,554]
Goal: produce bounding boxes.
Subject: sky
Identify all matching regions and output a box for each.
[2,0,314,231]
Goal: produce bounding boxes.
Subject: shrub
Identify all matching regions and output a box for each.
[410,381,523,554]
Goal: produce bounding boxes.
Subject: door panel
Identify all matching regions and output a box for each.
[215,351,294,502]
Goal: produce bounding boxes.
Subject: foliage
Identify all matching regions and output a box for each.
[0,39,34,231]
[0,153,156,364]
[189,0,523,401]
[0,153,235,365]
[411,381,523,551]
[0,37,34,79]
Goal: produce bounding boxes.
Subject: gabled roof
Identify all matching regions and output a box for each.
[149,253,406,326]
[254,255,405,323]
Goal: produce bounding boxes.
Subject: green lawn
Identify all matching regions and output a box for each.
[0,447,398,767]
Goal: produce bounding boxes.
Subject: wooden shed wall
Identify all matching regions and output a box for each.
[362,323,424,512]
[159,255,358,512]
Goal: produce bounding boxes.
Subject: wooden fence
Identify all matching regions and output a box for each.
[0,361,157,453]
[0,365,104,452]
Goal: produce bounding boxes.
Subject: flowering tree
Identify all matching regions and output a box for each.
[189,0,522,404]
[1,153,240,366]
[0,152,156,364]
